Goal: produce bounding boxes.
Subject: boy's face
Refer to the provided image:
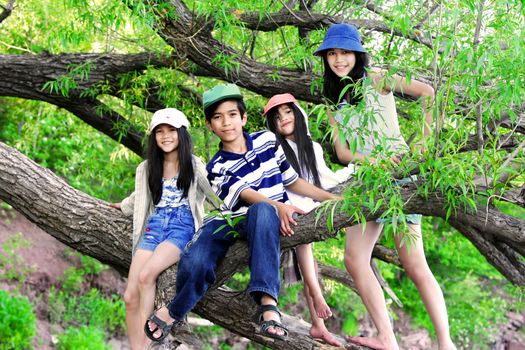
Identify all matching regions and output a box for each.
[206,100,247,143]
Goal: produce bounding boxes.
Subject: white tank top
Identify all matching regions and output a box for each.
[335,89,409,156]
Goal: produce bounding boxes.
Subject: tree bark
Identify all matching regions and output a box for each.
[2,140,525,348]
[0,53,172,155]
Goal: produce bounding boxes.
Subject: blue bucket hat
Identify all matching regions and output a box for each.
[313,23,366,56]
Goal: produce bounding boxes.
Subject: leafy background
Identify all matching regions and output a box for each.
[1,0,525,349]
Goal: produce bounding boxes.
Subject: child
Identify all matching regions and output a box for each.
[314,23,456,350]
[144,84,339,342]
[110,108,216,349]
[263,93,356,346]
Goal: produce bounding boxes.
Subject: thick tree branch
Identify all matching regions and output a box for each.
[0,53,173,155]
[238,11,433,49]
[2,141,524,349]
[0,0,15,23]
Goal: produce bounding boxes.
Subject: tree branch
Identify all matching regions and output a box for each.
[0,0,15,23]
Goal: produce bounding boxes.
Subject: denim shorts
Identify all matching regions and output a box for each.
[376,175,422,225]
[137,205,195,252]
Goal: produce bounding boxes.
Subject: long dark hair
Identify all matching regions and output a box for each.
[322,51,370,106]
[266,103,321,187]
[146,125,195,204]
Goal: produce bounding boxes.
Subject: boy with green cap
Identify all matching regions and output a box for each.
[145,84,338,343]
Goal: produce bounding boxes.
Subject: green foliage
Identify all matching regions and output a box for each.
[44,251,125,346]
[49,288,125,334]
[58,251,108,293]
[0,98,137,202]
[56,325,108,350]
[0,233,35,284]
[381,217,524,348]
[1,0,525,348]
[0,291,36,350]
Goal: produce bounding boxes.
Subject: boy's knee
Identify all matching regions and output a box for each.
[179,252,214,282]
[248,202,279,226]
[250,202,275,216]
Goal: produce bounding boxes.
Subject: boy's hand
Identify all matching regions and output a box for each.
[275,203,305,236]
[108,202,121,209]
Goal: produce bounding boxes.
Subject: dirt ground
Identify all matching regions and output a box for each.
[1,208,524,349]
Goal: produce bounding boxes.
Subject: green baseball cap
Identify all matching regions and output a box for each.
[203,84,243,110]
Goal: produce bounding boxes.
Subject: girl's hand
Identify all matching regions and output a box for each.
[108,202,121,209]
[275,202,306,237]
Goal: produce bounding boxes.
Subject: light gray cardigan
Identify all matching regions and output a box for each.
[120,155,219,252]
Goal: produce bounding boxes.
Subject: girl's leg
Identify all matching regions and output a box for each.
[123,249,153,350]
[296,244,331,319]
[139,241,182,338]
[344,222,399,350]
[395,225,456,350]
[296,244,342,346]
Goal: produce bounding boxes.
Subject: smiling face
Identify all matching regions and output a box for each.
[206,100,247,147]
[155,124,179,154]
[326,48,356,78]
[274,104,296,141]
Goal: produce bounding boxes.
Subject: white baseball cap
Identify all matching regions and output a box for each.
[149,108,190,132]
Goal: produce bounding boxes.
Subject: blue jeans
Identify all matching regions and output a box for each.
[167,202,281,321]
[136,205,195,251]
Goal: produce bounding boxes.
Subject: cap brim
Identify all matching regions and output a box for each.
[313,37,366,56]
[203,93,243,110]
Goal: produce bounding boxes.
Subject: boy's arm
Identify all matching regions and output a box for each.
[286,178,340,202]
[239,188,305,237]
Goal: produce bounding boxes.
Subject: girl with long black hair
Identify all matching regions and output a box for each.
[110,108,216,348]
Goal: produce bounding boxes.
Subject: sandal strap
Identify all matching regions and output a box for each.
[148,314,171,332]
[144,312,174,342]
[260,319,289,336]
[258,304,282,319]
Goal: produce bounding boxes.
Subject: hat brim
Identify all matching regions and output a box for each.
[313,37,366,56]
[262,94,298,117]
[203,93,243,110]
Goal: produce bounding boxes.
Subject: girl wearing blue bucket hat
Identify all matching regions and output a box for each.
[315,24,456,350]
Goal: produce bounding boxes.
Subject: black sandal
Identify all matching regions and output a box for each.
[254,304,289,341]
[144,309,174,342]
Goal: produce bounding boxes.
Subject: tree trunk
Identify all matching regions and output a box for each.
[1,140,524,349]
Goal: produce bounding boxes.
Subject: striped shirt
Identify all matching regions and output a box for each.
[205,130,298,222]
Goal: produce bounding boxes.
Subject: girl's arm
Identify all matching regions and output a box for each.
[327,109,378,165]
[286,178,340,202]
[110,192,135,216]
[370,68,435,152]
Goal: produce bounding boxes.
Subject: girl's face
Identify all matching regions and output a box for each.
[155,124,179,154]
[326,48,356,77]
[274,104,295,141]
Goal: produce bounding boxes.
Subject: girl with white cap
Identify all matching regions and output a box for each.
[314,23,456,350]
[110,108,217,347]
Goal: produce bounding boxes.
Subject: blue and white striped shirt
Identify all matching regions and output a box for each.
[205,130,298,222]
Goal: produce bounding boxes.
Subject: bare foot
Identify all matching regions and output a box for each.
[312,293,332,320]
[345,335,398,350]
[147,306,175,339]
[310,324,342,346]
